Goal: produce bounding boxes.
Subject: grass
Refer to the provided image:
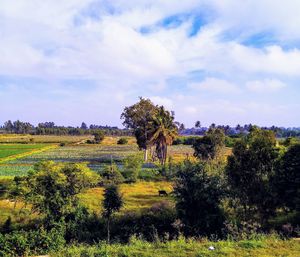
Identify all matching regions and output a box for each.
[79,181,174,214]
[0,181,174,224]
[51,235,300,257]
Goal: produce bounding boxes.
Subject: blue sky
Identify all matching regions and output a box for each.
[1,0,300,127]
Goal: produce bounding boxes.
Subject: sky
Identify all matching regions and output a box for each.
[1,0,300,128]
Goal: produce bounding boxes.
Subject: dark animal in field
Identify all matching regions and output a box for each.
[158,190,168,196]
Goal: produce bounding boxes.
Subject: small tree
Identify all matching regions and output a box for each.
[193,128,225,160]
[9,161,99,227]
[102,163,124,185]
[174,161,225,237]
[225,128,278,224]
[93,130,105,144]
[102,185,123,243]
[273,144,300,212]
[122,154,143,183]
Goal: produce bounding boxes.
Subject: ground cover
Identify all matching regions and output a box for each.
[51,235,300,257]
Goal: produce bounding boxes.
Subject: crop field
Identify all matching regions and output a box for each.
[0,144,58,166]
[0,134,92,144]
[0,143,194,176]
[0,138,190,224]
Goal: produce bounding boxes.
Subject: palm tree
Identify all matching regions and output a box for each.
[149,107,178,165]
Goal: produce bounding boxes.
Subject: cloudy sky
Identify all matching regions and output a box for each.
[1,0,300,127]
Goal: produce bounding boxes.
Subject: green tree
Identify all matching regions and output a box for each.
[102,163,124,185]
[174,162,224,237]
[93,130,105,143]
[122,154,143,183]
[102,185,123,243]
[225,128,278,224]
[273,144,300,212]
[121,97,158,161]
[10,161,99,227]
[192,128,225,160]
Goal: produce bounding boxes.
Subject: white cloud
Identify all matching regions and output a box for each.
[0,0,299,126]
[246,79,286,93]
[189,77,239,93]
[149,96,173,109]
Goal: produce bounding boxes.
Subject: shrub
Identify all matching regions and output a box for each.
[117,138,128,145]
[122,154,143,183]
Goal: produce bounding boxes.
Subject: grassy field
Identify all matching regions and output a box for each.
[79,181,174,214]
[0,181,174,224]
[51,236,300,257]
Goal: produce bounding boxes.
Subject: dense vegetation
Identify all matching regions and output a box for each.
[0,99,299,256]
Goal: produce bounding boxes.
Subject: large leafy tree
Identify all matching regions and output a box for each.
[174,162,225,237]
[149,106,178,165]
[121,97,158,161]
[121,98,178,164]
[225,128,278,224]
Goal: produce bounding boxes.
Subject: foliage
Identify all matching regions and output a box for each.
[117,137,129,145]
[9,161,99,226]
[102,163,124,185]
[174,161,225,237]
[122,154,143,183]
[103,184,123,243]
[0,225,66,257]
[273,144,300,212]
[225,128,278,224]
[172,136,200,145]
[92,130,105,144]
[149,106,178,165]
[121,97,178,164]
[121,97,158,152]
[193,128,225,160]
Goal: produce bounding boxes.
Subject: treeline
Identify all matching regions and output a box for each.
[183,123,300,138]
[0,120,131,136]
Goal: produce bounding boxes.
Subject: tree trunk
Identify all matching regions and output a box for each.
[144,148,148,162]
[107,217,110,244]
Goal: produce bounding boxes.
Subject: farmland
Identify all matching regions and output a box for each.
[0,138,184,224]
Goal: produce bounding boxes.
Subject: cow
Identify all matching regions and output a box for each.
[158,190,168,196]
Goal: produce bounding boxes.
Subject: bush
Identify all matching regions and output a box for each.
[0,226,66,257]
[102,163,124,185]
[117,138,129,145]
[122,154,143,183]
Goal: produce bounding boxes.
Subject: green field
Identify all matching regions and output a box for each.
[0,134,92,144]
[0,144,48,159]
